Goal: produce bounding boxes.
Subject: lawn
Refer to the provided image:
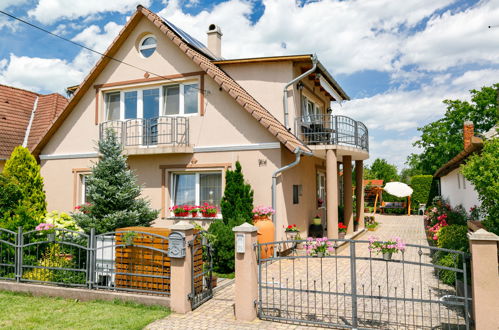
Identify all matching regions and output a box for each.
[0,290,170,330]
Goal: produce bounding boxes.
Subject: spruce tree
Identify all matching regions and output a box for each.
[73,129,159,234]
[3,146,47,229]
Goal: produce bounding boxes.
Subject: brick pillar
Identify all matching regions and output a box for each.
[355,160,365,230]
[463,121,474,150]
[169,221,194,314]
[326,149,338,239]
[343,156,353,234]
[468,229,499,329]
[233,223,258,321]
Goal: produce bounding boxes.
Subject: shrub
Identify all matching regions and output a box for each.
[446,205,467,226]
[2,147,46,230]
[220,161,254,225]
[208,216,245,274]
[72,129,159,234]
[410,175,433,206]
[44,211,81,232]
[437,225,469,252]
[436,253,459,285]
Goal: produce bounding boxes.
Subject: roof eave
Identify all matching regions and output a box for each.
[434,138,484,178]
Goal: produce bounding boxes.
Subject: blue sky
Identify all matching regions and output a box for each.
[1,0,498,169]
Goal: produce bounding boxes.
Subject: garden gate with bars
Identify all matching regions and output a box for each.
[0,227,213,310]
[256,239,472,329]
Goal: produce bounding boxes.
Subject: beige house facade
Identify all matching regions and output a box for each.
[36,6,369,240]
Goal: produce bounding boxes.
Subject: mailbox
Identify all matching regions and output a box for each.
[168,231,186,258]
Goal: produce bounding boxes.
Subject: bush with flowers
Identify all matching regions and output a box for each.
[170,205,191,217]
[368,236,406,255]
[284,224,299,232]
[305,237,335,256]
[44,211,81,232]
[201,203,218,217]
[252,206,275,219]
[338,222,347,233]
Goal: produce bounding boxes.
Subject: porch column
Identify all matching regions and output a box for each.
[343,156,353,234]
[326,149,338,239]
[355,160,365,230]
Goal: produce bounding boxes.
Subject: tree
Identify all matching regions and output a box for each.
[365,158,399,183]
[408,84,499,174]
[2,146,47,229]
[3,146,47,219]
[209,161,254,273]
[461,137,499,235]
[73,129,158,234]
[220,161,254,225]
[399,167,423,184]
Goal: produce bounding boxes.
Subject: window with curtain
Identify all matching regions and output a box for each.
[105,92,120,120]
[171,172,222,208]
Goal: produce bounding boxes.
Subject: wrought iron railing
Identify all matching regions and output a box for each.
[295,115,369,151]
[99,116,189,147]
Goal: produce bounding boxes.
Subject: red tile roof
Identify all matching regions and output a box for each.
[0,84,67,159]
[364,179,384,187]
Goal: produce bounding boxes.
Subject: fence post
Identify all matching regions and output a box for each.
[233,223,258,322]
[16,226,22,282]
[468,228,499,329]
[169,221,194,314]
[87,228,95,289]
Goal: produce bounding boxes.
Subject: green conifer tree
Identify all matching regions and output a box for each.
[2,146,47,229]
[73,129,159,234]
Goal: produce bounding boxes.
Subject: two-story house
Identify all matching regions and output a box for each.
[33,5,369,239]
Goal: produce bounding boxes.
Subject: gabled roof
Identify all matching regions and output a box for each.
[434,136,483,178]
[0,84,67,159]
[35,5,310,155]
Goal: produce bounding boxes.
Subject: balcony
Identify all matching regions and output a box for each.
[99,116,192,155]
[295,115,369,152]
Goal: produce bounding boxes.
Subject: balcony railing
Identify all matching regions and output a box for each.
[295,114,369,151]
[99,116,189,147]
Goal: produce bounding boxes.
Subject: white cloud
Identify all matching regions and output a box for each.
[367,136,420,168]
[0,54,84,93]
[0,0,29,29]
[28,0,151,25]
[158,0,454,75]
[399,0,499,71]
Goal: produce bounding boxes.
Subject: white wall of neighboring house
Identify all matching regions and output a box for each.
[440,167,480,212]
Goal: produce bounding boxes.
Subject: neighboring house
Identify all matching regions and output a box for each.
[0,84,67,171]
[33,6,369,239]
[434,121,482,212]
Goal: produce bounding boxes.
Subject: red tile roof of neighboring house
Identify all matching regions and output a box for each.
[0,84,67,159]
[34,5,311,155]
[434,136,483,178]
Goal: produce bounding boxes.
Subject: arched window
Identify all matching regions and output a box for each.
[139,35,157,58]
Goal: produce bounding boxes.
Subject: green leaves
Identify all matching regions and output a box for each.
[365,158,399,183]
[409,84,499,174]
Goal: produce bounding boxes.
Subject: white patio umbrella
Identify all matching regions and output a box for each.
[383,182,413,198]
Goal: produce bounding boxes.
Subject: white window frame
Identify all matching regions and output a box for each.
[103,79,200,122]
[302,95,323,123]
[170,171,222,208]
[138,34,157,58]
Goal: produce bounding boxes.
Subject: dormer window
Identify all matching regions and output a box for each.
[139,35,157,58]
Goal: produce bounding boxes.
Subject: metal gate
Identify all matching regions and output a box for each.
[189,231,214,309]
[257,239,472,329]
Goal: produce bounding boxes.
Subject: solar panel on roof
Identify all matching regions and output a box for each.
[160,17,221,60]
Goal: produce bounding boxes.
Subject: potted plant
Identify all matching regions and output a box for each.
[312,215,322,225]
[366,222,379,231]
[338,222,347,239]
[36,222,56,241]
[170,205,190,217]
[317,198,324,208]
[190,206,201,217]
[368,236,406,260]
[252,206,275,221]
[294,233,304,249]
[285,224,299,240]
[305,237,335,257]
[201,203,218,218]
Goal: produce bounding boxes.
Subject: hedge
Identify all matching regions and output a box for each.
[410,175,433,206]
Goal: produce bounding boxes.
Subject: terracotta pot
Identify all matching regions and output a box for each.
[253,217,275,259]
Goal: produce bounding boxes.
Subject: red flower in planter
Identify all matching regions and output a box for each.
[338,222,347,233]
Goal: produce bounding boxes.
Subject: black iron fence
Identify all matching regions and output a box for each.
[295,115,369,151]
[257,239,471,329]
[99,116,189,147]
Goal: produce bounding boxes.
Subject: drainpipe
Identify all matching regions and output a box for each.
[272,147,314,245]
[283,54,318,129]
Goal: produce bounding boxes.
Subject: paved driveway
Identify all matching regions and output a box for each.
[147,215,467,329]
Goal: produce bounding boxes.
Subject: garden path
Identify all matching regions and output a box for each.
[147,215,463,329]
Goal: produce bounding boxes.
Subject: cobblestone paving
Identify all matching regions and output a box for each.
[147,215,468,329]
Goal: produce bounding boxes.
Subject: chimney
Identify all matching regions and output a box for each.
[464,121,474,150]
[207,24,222,58]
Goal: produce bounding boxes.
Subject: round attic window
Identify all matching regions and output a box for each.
[139,35,157,58]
